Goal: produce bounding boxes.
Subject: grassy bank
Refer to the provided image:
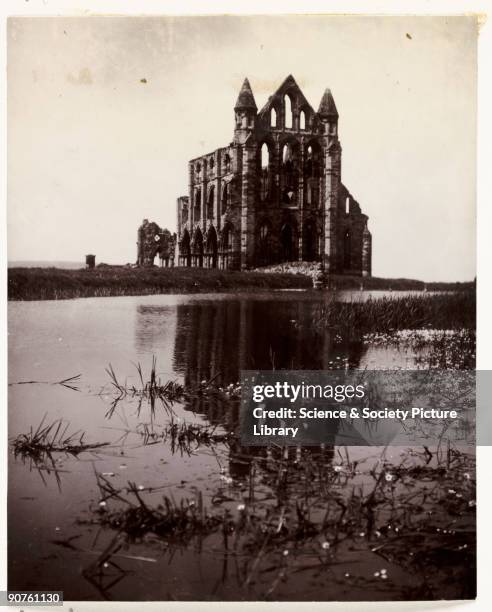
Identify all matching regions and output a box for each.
[320,290,476,332]
[8,264,474,301]
[8,265,312,301]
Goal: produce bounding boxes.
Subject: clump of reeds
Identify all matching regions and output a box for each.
[105,359,241,407]
[106,357,185,404]
[11,414,109,460]
[91,473,222,542]
[137,421,233,454]
[317,290,475,334]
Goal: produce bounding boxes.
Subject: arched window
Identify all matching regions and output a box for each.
[282,144,291,164]
[300,110,306,130]
[221,183,228,215]
[209,156,214,169]
[284,95,293,129]
[345,196,350,215]
[260,144,270,201]
[270,108,277,127]
[258,222,272,266]
[194,188,201,222]
[343,229,351,270]
[224,153,231,173]
[207,186,215,219]
[261,143,269,169]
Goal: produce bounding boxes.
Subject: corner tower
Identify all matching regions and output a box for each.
[234,78,257,145]
[317,88,342,274]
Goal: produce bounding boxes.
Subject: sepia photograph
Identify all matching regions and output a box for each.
[6,13,477,602]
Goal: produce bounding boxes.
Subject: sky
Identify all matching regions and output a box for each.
[7,15,477,281]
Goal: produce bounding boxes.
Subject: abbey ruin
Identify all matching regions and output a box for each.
[176,75,371,276]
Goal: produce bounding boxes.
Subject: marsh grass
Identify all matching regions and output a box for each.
[85,444,475,599]
[317,291,475,334]
[12,414,109,460]
[8,266,312,301]
[136,421,233,454]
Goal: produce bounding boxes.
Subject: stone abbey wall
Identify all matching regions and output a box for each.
[176,75,372,276]
[136,219,177,267]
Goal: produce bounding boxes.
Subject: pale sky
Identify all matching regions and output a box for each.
[7,15,477,281]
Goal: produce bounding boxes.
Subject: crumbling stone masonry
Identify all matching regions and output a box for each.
[176,75,372,276]
[137,219,177,267]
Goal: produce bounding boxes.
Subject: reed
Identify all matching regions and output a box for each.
[11,415,109,459]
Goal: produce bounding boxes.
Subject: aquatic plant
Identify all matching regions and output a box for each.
[83,444,475,599]
[11,414,109,460]
[317,290,475,334]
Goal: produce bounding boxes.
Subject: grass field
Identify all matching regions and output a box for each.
[7,264,475,301]
[7,265,312,300]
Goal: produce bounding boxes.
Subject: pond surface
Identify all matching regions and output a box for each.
[8,291,475,601]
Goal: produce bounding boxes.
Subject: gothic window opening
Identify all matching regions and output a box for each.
[224,153,231,173]
[282,188,295,205]
[345,196,350,215]
[180,230,191,267]
[258,222,272,266]
[261,143,269,169]
[260,143,270,202]
[220,223,234,269]
[206,226,218,268]
[284,95,293,129]
[192,228,204,268]
[194,188,201,222]
[221,183,229,215]
[343,229,351,270]
[303,221,317,261]
[305,142,320,178]
[209,156,214,169]
[282,144,291,164]
[270,108,277,127]
[300,110,306,130]
[280,223,294,261]
[207,186,215,219]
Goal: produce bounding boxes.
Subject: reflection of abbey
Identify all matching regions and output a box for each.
[176,75,372,276]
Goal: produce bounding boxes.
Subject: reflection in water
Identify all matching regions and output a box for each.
[136,296,366,479]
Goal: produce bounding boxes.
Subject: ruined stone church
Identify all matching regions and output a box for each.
[176,75,371,275]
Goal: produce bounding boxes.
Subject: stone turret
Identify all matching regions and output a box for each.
[234,78,257,144]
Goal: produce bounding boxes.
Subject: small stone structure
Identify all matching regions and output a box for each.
[137,219,177,267]
[85,254,96,269]
[176,74,372,276]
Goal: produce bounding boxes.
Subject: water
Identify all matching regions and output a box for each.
[8,292,475,601]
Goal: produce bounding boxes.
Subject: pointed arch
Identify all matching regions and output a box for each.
[259,142,271,202]
[280,222,294,261]
[270,107,277,128]
[300,110,306,130]
[220,222,235,269]
[261,143,269,169]
[284,94,293,129]
[343,229,351,270]
[207,185,215,219]
[191,227,204,268]
[257,219,273,266]
[205,225,218,268]
[194,187,201,222]
[221,182,229,215]
[179,229,191,267]
[303,219,318,261]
